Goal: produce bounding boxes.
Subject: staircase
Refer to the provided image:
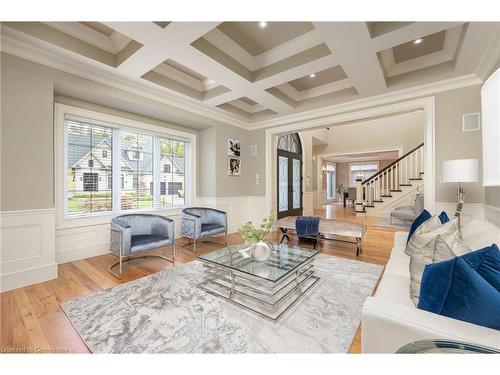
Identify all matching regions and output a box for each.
[356,143,424,216]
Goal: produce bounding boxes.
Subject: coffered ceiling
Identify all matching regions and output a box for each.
[2,21,500,129]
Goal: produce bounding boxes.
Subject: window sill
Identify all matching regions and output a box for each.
[57,206,186,230]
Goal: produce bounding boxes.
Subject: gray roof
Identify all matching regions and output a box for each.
[68,132,184,173]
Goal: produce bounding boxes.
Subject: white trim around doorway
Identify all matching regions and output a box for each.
[265,96,436,216]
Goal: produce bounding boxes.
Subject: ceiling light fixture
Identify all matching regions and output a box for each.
[258,21,267,29]
[309,73,316,78]
[414,38,423,44]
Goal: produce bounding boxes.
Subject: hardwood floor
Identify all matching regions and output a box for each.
[0,203,403,354]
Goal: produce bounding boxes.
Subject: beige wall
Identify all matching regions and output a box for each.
[1,53,54,210]
[314,110,424,157]
[434,85,484,203]
[1,53,267,212]
[2,52,498,211]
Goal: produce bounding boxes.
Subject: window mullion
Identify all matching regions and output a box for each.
[153,136,161,209]
[112,129,121,212]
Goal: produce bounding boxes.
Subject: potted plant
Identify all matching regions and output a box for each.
[238,210,275,261]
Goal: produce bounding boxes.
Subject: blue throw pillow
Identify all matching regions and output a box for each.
[438,211,450,224]
[461,244,500,291]
[407,209,431,243]
[418,245,500,330]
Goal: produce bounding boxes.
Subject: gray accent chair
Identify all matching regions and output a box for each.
[181,207,227,252]
[390,194,424,225]
[109,214,175,278]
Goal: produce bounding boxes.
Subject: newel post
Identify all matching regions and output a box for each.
[355,178,365,213]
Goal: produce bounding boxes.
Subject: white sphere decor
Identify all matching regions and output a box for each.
[251,241,273,262]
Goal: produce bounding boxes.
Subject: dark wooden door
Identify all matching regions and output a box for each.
[277,149,303,219]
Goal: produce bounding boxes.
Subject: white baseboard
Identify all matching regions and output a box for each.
[484,204,500,228]
[0,208,57,292]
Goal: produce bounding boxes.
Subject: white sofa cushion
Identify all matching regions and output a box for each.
[374,273,413,306]
[461,219,500,250]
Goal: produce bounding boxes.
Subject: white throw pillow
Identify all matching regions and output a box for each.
[461,219,500,250]
[405,218,458,258]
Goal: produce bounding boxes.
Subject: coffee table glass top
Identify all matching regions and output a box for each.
[197,242,318,283]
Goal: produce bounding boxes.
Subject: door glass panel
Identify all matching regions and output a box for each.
[278,156,288,212]
[292,158,301,209]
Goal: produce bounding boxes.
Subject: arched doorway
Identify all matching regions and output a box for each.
[277,133,303,219]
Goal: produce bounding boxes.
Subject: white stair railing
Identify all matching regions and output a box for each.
[355,143,424,213]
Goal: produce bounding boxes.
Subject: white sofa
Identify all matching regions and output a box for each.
[361,222,500,353]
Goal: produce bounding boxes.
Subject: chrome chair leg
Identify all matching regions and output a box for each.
[108,248,175,279]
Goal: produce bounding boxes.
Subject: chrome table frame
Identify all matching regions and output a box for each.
[197,249,320,321]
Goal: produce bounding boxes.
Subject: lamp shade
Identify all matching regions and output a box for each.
[441,159,479,183]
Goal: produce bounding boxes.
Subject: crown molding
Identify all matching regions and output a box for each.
[0,26,249,130]
[1,25,487,132]
[249,73,482,130]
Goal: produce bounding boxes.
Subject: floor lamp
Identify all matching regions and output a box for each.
[441,159,479,230]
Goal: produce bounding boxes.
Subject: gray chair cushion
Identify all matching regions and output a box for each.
[201,223,226,236]
[131,234,172,253]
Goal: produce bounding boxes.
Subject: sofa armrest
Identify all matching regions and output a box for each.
[361,297,500,353]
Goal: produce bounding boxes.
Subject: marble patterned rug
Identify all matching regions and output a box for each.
[62,254,383,353]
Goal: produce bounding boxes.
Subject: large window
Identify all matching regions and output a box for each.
[350,162,379,187]
[64,115,190,217]
[66,120,113,214]
[326,163,336,199]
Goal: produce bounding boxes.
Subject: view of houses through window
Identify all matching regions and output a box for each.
[65,117,188,217]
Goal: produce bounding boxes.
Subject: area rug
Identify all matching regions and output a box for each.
[374,217,411,229]
[61,254,383,353]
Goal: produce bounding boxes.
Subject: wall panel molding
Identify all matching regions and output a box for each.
[0,208,57,292]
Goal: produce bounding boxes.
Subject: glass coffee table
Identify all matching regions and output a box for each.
[197,242,320,321]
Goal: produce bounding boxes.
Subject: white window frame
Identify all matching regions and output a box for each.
[326,163,336,200]
[55,103,197,229]
[348,162,379,187]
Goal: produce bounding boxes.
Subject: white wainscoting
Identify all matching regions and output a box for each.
[56,197,267,264]
[303,191,314,216]
[0,209,58,292]
[56,210,185,264]
[434,202,485,225]
[197,196,267,234]
[484,204,500,228]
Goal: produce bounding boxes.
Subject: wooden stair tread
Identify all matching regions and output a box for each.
[409,178,423,181]
[381,195,392,197]
[373,200,384,203]
[400,184,412,186]
[390,189,402,192]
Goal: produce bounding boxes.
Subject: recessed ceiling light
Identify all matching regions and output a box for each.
[309,73,316,78]
[258,21,267,29]
[414,38,423,44]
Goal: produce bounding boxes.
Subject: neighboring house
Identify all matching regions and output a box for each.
[68,133,184,198]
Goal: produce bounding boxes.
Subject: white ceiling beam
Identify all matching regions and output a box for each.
[103,21,295,114]
[313,22,387,96]
[103,22,220,76]
[371,22,465,52]
[455,22,500,76]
